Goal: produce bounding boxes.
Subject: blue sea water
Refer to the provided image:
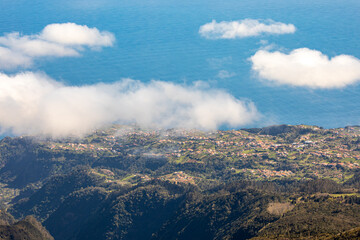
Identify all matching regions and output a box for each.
[0,0,360,129]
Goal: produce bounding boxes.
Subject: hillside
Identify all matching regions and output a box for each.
[0,125,359,239]
[0,215,53,240]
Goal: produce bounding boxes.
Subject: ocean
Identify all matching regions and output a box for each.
[0,0,359,130]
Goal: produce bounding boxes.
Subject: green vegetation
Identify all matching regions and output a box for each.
[0,124,359,239]
[0,215,53,240]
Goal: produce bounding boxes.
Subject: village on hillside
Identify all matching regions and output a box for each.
[41,125,360,183]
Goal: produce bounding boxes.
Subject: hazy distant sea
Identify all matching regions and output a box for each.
[0,0,360,130]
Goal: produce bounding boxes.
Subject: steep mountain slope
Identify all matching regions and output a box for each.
[0,215,53,240]
[10,168,103,221]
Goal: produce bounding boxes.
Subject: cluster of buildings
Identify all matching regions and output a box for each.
[44,126,359,181]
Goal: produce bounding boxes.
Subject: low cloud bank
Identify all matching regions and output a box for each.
[199,19,295,39]
[250,48,360,88]
[0,23,115,70]
[0,72,259,137]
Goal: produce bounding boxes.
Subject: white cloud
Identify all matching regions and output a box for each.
[199,19,296,39]
[0,32,79,58]
[250,48,360,88]
[0,72,259,137]
[40,23,114,47]
[0,23,115,70]
[0,46,33,69]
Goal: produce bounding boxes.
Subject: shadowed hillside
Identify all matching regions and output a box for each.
[0,215,53,240]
